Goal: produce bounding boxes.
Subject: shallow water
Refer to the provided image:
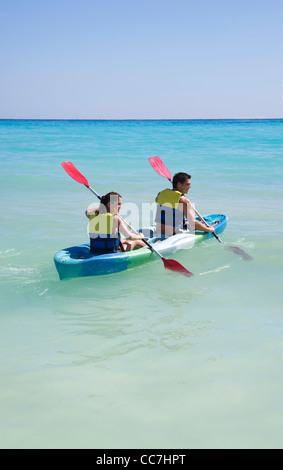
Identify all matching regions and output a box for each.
[0,119,283,448]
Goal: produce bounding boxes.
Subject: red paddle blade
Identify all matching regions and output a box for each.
[61,161,89,187]
[162,257,194,277]
[148,156,172,181]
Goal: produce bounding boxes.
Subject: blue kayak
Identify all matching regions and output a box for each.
[54,214,228,280]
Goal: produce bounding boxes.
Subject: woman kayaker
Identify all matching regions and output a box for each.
[86,192,145,253]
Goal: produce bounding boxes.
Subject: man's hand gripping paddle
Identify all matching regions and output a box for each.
[148,156,252,261]
[61,161,194,277]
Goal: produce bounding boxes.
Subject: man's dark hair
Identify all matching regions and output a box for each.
[172,172,191,189]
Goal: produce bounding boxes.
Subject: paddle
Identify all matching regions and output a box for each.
[148,156,253,261]
[61,161,194,277]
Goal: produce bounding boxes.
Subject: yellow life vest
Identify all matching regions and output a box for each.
[89,212,116,235]
[156,189,182,207]
[88,213,120,253]
[156,189,184,235]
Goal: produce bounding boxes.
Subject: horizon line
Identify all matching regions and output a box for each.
[1,117,283,122]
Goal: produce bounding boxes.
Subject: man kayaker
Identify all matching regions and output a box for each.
[155,172,216,238]
[86,192,145,253]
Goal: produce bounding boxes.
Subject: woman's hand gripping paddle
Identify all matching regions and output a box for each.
[61,161,194,277]
[148,156,253,261]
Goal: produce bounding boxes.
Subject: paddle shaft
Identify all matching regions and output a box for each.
[87,185,101,201]
[193,206,223,243]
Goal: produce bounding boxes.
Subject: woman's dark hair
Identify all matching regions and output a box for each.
[100,192,121,207]
[98,192,122,213]
[172,172,191,188]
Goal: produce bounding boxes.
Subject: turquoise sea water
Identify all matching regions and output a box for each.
[0,119,283,449]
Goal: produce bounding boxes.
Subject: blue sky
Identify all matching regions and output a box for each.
[1,0,283,119]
